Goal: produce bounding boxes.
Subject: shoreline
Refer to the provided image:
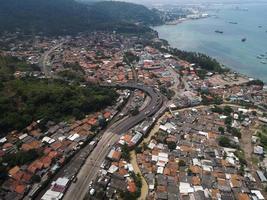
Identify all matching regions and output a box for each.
[153,3,267,84]
[152,27,266,85]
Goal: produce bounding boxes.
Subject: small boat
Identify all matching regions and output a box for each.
[215,30,224,34]
[229,22,238,24]
[260,61,267,64]
[257,55,262,59]
[258,26,262,28]
[241,38,246,42]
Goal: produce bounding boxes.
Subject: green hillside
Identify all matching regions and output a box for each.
[0,0,162,36]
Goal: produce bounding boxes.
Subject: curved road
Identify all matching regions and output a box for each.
[63,83,164,200]
[39,41,65,77]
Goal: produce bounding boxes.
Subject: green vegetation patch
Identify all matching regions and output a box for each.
[257,126,267,150]
[0,55,118,135]
[0,79,118,135]
[0,0,161,36]
[1,149,41,168]
[218,136,238,149]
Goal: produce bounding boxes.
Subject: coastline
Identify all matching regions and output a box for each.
[153,29,253,81]
[153,26,266,85]
[153,2,267,84]
[164,13,209,26]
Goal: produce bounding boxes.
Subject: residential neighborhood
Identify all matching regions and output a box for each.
[0,30,267,200]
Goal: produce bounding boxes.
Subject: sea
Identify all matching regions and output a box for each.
[154,2,267,83]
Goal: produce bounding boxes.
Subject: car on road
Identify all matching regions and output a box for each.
[73,177,78,183]
[100,162,105,169]
[89,188,95,195]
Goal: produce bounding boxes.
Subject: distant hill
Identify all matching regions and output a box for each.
[0,0,162,36]
[88,1,161,25]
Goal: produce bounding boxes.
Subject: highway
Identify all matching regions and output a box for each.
[39,41,65,77]
[63,82,164,200]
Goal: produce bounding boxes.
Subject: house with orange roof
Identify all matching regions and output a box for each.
[15,184,26,194]
[29,129,42,138]
[103,111,112,120]
[48,151,58,159]
[27,160,43,174]
[21,172,33,183]
[87,117,98,126]
[50,141,63,151]
[21,140,41,151]
[189,165,202,175]
[12,171,24,181]
[237,193,250,200]
[40,156,52,168]
[2,143,13,150]
[118,168,128,176]
[107,149,121,162]
[127,181,136,193]
[192,176,201,186]
[8,166,20,177]
[122,134,132,144]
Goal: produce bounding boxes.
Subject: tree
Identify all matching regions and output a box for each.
[228,127,241,138]
[142,142,148,151]
[31,175,41,183]
[121,144,131,161]
[218,136,230,147]
[211,106,223,114]
[178,160,186,167]
[218,127,225,134]
[123,52,140,64]
[252,111,257,116]
[247,79,264,87]
[196,69,207,79]
[167,141,177,150]
[135,146,142,154]
[224,116,232,126]
[187,168,193,176]
[223,106,233,116]
[130,107,140,116]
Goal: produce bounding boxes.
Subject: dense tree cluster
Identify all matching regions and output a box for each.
[171,49,225,72]
[1,149,41,168]
[218,136,238,148]
[247,79,264,87]
[88,1,162,26]
[258,126,267,150]
[0,56,118,135]
[123,52,140,65]
[149,40,226,73]
[0,0,162,36]
[0,79,118,135]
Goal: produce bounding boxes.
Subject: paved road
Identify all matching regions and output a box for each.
[166,64,181,100]
[39,42,65,77]
[63,130,120,200]
[63,83,164,200]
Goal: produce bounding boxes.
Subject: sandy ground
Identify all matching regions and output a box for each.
[129,112,170,200]
[240,122,267,197]
[130,151,148,200]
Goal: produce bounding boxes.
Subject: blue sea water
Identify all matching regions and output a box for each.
[154,3,267,82]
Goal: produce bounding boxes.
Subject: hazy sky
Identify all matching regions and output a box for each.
[117,0,267,6]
